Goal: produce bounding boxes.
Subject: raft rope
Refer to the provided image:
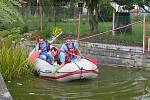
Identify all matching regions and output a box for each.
[38,68,98,74]
[38,66,99,74]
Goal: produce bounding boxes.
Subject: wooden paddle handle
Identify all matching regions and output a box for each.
[51,31,63,42]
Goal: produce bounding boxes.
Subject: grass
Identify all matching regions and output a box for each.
[25,15,149,45]
[0,32,33,79]
[0,45,33,79]
[96,21,144,45]
[1,33,21,48]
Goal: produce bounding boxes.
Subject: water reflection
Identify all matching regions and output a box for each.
[6,66,150,100]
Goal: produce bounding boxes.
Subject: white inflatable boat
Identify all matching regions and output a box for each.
[34,58,99,82]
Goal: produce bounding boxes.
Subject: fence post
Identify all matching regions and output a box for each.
[148,38,150,52]
[77,14,80,44]
[112,10,115,35]
[143,15,146,53]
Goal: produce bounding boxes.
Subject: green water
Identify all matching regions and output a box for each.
[6,66,150,100]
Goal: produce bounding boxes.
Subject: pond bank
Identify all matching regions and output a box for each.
[0,73,13,100]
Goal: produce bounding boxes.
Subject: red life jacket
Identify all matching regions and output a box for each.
[39,41,50,52]
[54,48,71,65]
[65,42,77,59]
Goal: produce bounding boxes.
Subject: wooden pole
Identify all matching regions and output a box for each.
[77,13,80,44]
[143,15,146,53]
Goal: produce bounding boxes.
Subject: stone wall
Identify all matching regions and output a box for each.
[80,42,150,67]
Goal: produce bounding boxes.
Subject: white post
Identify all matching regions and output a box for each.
[148,38,150,52]
[143,0,146,53]
[112,10,115,35]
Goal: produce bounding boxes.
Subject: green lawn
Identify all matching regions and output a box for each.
[25,16,150,45]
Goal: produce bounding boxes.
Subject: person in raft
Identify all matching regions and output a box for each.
[35,36,53,64]
[50,47,71,69]
[60,34,84,62]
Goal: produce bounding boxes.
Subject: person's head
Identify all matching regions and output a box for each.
[39,38,44,43]
[64,35,72,45]
[39,36,46,43]
[50,47,57,56]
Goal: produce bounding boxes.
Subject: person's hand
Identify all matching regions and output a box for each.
[39,50,42,53]
[80,55,85,59]
[53,62,57,66]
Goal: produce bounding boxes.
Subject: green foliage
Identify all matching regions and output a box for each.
[1,34,21,48]
[10,25,28,35]
[20,24,28,34]
[99,1,113,21]
[0,45,33,79]
[0,30,10,37]
[0,0,24,29]
[113,0,150,11]
[0,24,28,37]
[10,27,22,34]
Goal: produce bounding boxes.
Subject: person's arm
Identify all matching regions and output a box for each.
[35,43,39,51]
[57,52,66,69]
[77,49,85,58]
[60,43,66,50]
[58,62,65,68]
[48,52,54,64]
[48,40,53,45]
[74,42,84,58]
[51,60,54,65]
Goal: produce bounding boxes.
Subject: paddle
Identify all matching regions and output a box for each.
[28,50,40,63]
[28,32,63,63]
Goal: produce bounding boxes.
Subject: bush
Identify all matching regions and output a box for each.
[20,24,28,34]
[2,34,21,48]
[0,30,11,37]
[0,45,33,79]
[10,27,21,34]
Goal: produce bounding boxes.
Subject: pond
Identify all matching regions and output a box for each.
[6,66,150,100]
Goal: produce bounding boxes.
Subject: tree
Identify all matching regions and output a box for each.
[21,0,112,34]
[113,0,150,11]
[85,0,112,33]
[85,0,99,33]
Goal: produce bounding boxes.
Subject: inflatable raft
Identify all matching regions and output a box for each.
[34,58,99,82]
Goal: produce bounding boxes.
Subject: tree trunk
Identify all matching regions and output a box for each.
[89,14,98,33]
[86,0,99,34]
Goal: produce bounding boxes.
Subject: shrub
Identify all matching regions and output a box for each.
[0,30,11,37]
[2,34,21,48]
[20,24,28,34]
[10,27,22,34]
[0,45,33,79]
